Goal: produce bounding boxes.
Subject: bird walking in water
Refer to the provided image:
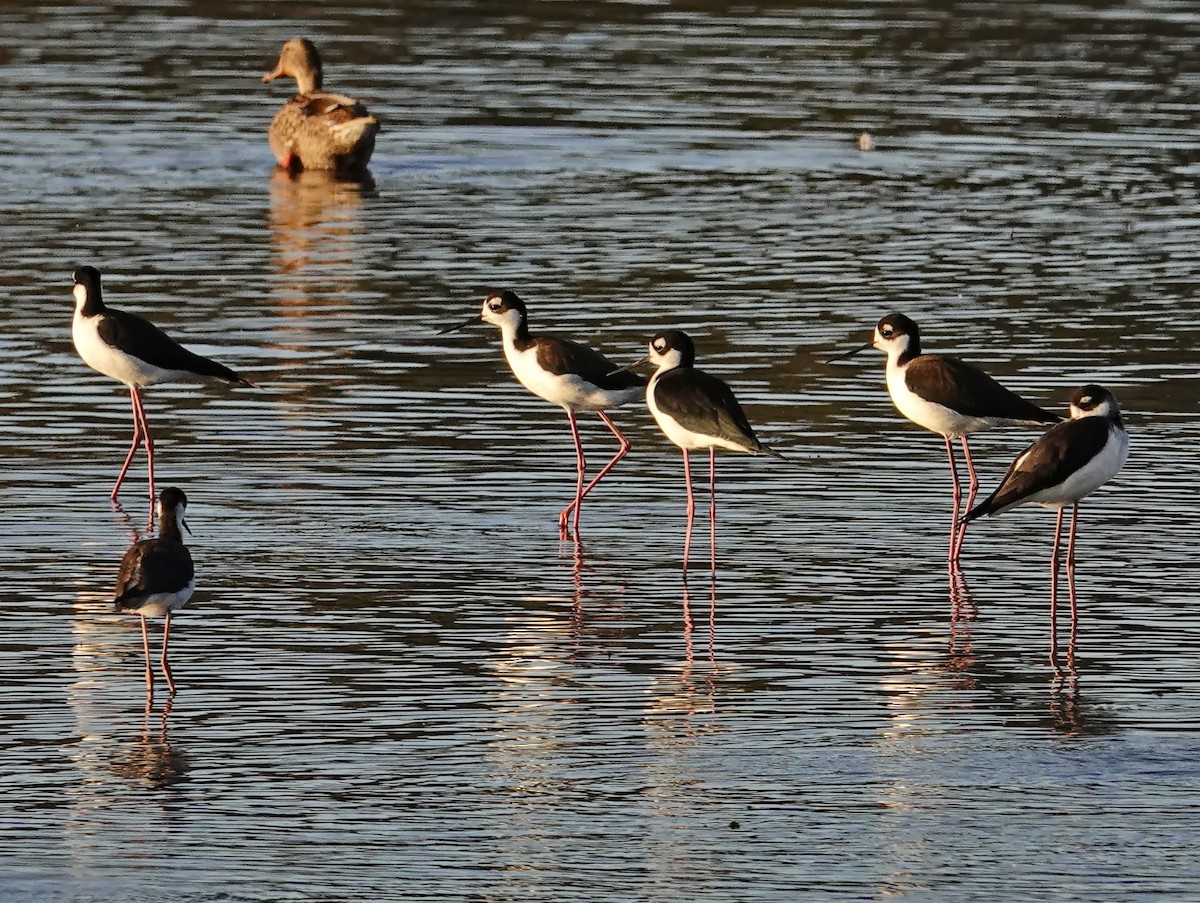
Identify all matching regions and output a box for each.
[114,487,196,697]
[71,266,255,502]
[263,37,379,173]
[832,313,1058,564]
[617,330,783,570]
[962,385,1128,668]
[440,290,645,536]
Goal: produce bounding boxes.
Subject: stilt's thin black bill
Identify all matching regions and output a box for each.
[437,315,480,336]
[826,342,872,363]
[608,356,649,377]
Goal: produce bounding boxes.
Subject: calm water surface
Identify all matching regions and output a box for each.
[2,1,1200,900]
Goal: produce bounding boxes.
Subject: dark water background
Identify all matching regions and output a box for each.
[1,1,1199,900]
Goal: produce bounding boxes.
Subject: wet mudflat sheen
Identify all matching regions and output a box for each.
[2,1,1200,900]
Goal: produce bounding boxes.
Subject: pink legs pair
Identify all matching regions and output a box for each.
[140,613,177,699]
[558,410,631,536]
[681,448,717,576]
[943,435,979,565]
[1048,504,1080,671]
[112,385,156,502]
[680,450,719,667]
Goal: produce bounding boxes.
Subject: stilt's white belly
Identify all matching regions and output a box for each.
[886,362,997,438]
[646,376,746,452]
[73,313,192,387]
[1032,426,1129,509]
[127,579,196,617]
[504,344,639,411]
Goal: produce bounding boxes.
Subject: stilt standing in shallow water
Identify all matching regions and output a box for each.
[114,488,196,697]
[962,385,1129,669]
[831,313,1058,564]
[615,330,784,571]
[71,267,255,502]
[440,290,645,536]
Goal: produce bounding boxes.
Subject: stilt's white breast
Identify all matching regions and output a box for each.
[886,358,997,437]
[72,311,188,387]
[127,578,196,618]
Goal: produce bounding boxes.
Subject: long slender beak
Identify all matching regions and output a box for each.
[608,355,650,377]
[181,518,192,536]
[262,65,284,84]
[437,315,481,336]
[826,342,872,364]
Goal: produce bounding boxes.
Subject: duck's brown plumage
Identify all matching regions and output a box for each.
[263,37,379,173]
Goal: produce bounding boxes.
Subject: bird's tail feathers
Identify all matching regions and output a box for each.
[758,443,795,462]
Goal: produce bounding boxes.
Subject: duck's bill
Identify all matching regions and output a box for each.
[608,356,649,376]
[437,315,481,336]
[262,66,284,83]
[826,342,872,363]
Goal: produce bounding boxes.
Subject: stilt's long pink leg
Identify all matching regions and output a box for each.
[954,436,980,561]
[1065,503,1080,669]
[111,388,145,501]
[140,614,154,695]
[559,411,632,529]
[558,410,586,536]
[1049,507,1065,669]
[944,436,963,564]
[708,447,717,575]
[130,386,156,501]
[682,449,695,572]
[161,613,177,696]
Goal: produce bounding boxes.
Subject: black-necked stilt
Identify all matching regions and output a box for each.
[114,487,195,696]
[832,313,1058,563]
[71,267,255,502]
[439,290,645,535]
[962,385,1128,667]
[618,330,783,567]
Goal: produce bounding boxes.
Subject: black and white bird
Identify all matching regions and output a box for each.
[833,313,1058,563]
[440,290,645,535]
[962,385,1128,664]
[71,266,255,502]
[114,487,196,696]
[617,330,782,565]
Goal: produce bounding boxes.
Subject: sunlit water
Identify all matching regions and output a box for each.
[2,2,1199,900]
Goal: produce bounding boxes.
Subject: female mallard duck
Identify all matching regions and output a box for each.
[262,37,379,173]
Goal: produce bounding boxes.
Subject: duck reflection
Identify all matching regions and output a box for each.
[268,167,371,287]
[108,696,188,790]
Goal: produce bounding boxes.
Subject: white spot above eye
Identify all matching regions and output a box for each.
[1078,396,1092,405]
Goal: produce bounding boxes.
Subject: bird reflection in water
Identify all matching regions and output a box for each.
[681,514,718,669]
[108,695,188,790]
[268,167,372,284]
[111,498,150,543]
[1049,671,1081,734]
[945,565,977,686]
[562,531,588,629]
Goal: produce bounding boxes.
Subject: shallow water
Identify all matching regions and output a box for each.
[2,1,1200,900]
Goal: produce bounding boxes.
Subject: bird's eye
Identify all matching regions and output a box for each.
[488,300,502,311]
[881,326,893,337]
[653,342,665,353]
